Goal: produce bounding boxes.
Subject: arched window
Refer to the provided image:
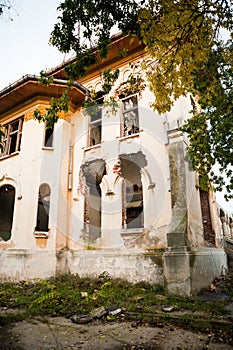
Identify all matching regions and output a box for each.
[35,184,50,232]
[0,185,15,241]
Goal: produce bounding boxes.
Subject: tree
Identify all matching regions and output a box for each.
[2,0,232,198]
[0,0,12,18]
[49,0,232,199]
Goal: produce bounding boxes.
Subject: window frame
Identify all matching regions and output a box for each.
[43,123,54,149]
[121,94,139,137]
[0,184,16,241]
[88,97,103,147]
[1,117,24,157]
[35,183,51,235]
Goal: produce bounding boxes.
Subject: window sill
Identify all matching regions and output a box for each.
[83,143,102,152]
[34,231,49,238]
[121,228,144,236]
[0,151,20,161]
[117,132,141,142]
[42,147,54,151]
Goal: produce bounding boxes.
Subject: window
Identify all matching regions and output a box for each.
[89,106,102,146]
[0,185,15,241]
[44,124,54,148]
[35,184,50,232]
[125,183,143,229]
[121,157,143,230]
[82,160,106,239]
[1,117,23,157]
[122,95,139,137]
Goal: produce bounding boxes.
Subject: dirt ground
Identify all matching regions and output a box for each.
[0,316,233,350]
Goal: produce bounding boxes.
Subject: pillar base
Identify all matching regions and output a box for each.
[163,247,227,296]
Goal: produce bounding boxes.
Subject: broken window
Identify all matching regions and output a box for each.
[35,184,50,232]
[89,98,103,147]
[0,185,15,241]
[1,117,24,157]
[44,124,54,148]
[120,157,143,229]
[82,160,106,239]
[122,95,139,137]
[88,182,102,238]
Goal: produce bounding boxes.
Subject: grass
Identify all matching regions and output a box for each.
[0,272,232,344]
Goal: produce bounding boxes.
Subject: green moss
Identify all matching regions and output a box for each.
[189,252,196,268]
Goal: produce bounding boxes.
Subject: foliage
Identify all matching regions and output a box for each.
[38,70,54,86]
[82,67,146,117]
[102,68,120,94]
[181,39,233,197]
[50,0,138,79]
[115,70,146,98]
[82,68,120,115]
[0,0,11,16]
[34,90,69,129]
[49,0,233,197]
[0,0,15,21]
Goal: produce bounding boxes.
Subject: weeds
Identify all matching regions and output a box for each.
[0,272,232,344]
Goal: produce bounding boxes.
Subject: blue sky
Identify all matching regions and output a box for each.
[0,0,232,212]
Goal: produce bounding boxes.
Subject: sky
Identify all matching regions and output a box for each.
[0,0,232,212]
[0,0,65,90]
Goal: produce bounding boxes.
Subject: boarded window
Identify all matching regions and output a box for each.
[1,117,24,157]
[0,185,15,241]
[36,184,50,232]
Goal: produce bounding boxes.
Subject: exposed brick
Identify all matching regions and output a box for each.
[200,189,215,245]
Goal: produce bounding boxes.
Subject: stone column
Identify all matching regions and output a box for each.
[230,218,233,239]
[163,129,192,295]
[220,209,228,237]
[167,140,188,247]
[100,159,124,248]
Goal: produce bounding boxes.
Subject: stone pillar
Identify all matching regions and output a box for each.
[230,218,233,239]
[220,209,228,237]
[100,159,124,248]
[163,129,192,295]
[166,139,188,247]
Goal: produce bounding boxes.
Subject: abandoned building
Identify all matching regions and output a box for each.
[0,35,230,295]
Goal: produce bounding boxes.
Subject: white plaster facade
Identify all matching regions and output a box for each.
[0,35,227,295]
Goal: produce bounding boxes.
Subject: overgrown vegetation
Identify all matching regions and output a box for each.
[0,273,233,344]
[1,1,232,197]
[48,0,232,198]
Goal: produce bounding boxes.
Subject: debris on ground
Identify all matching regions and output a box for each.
[70,314,92,324]
[162,305,176,313]
[90,306,108,318]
